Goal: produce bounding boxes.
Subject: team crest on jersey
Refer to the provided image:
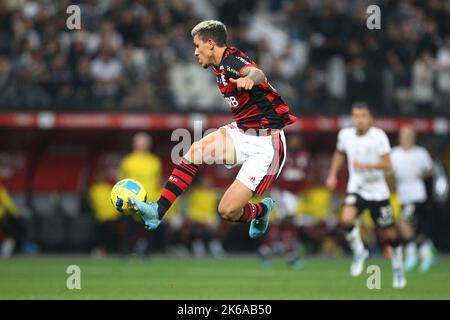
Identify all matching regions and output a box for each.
[248,177,256,184]
[216,66,227,86]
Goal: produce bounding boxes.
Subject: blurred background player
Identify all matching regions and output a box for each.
[391,125,436,272]
[88,170,120,258]
[120,132,162,202]
[259,135,311,268]
[130,20,297,240]
[118,132,163,256]
[0,182,38,258]
[326,102,406,288]
[0,182,26,258]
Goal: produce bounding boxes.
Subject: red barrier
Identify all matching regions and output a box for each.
[0,112,448,133]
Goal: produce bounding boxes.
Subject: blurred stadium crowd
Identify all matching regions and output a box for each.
[0,0,449,115]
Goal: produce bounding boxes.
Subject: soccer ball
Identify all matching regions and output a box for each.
[110,178,147,214]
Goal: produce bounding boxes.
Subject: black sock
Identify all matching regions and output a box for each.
[389,237,400,248]
[156,158,199,220]
[344,224,355,233]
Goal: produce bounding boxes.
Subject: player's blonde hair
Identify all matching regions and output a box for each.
[191,20,227,46]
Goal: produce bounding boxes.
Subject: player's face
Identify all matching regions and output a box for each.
[193,35,213,69]
[399,126,415,148]
[351,108,372,133]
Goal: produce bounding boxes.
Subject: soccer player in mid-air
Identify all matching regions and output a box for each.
[128,20,297,239]
[391,125,435,272]
[325,102,406,288]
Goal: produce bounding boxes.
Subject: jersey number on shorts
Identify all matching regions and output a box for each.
[377,205,394,227]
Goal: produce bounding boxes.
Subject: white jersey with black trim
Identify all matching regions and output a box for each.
[337,126,391,201]
[391,145,433,204]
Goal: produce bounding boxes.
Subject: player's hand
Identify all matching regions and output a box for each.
[325,175,337,191]
[230,77,254,91]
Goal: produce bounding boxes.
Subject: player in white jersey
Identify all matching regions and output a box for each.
[391,125,435,272]
[326,102,406,289]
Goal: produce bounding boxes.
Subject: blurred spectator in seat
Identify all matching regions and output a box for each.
[120,43,154,110]
[0,55,14,106]
[73,56,94,107]
[68,34,88,74]
[417,19,440,56]
[117,8,142,45]
[436,36,450,110]
[15,44,50,108]
[87,19,123,55]
[411,51,435,113]
[0,2,14,55]
[272,42,307,81]
[43,53,73,106]
[90,47,124,108]
[88,172,120,258]
[345,39,372,105]
[0,0,449,115]
[387,19,421,109]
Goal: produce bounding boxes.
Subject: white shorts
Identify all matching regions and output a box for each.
[222,122,287,195]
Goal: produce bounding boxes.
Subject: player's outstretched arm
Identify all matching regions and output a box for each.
[230,67,266,90]
[326,150,345,190]
[241,66,266,85]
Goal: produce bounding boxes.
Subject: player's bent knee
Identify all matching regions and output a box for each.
[341,207,357,227]
[382,226,398,240]
[341,217,353,227]
[218,203,240,221]
[185,141,203,164]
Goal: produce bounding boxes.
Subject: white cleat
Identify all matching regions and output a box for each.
[393,268,407,288]
[350,249,369,277]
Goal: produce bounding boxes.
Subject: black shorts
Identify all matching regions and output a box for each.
[400,202,430,235]
[344,193,395,229]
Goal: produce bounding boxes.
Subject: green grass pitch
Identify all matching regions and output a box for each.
[0,256,449,299]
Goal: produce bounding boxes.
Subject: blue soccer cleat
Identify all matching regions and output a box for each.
[249,197,275,239]
[392,267,407,289]
[420,255,436,273]
[404,255,418,272]
[128,196,161,230]
[289,258,304,270]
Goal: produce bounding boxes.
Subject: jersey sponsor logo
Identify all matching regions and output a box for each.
[169,176,178,183]
[216,65,228,86]
[226,66,240,76]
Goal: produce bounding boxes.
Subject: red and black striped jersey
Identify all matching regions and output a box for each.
[212,47,297,130]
